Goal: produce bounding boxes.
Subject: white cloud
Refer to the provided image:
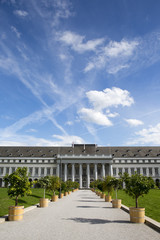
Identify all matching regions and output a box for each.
[65,121,73,126]
[86,87,134,111]
[58,31,104,53]
[126,123,160,145]
[14,10,28,17]
[125,118,144,127]
[106,110,119,118]
[104,40,139,57]
[52,134,84,145]
[11,26,21,39]
[84,39,139,74]
[79,108,112,126]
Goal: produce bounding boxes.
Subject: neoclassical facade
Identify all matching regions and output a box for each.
[0,144,160,188]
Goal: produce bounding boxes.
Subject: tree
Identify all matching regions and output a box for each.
[73,181,79,189]
[110,177,122,199]
[3,167,32,206]
[121,172,155,208]
[47,176,60,196]
[66,180,73,191]
[38,176,50,198]
[103,176,114,196]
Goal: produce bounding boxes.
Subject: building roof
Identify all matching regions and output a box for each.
[0,145,160,158]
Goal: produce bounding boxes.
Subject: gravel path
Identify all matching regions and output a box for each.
[0,190,159,240]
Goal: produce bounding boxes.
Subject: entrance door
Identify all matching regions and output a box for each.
[82,177,86,188]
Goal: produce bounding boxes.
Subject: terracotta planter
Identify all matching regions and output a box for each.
[68,191,71,195]
[51,195,58,202]
[8,206,24,221]
[129,207,145,223]
[112,199,121,208]
[39,198,49,207]
[105,195,112,202]
[64,192,68,196]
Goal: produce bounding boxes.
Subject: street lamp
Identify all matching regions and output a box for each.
[59,156,62,198]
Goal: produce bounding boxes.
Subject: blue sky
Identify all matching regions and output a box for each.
[1,0,160,146]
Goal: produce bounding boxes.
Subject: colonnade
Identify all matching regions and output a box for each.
[57,163,113,189]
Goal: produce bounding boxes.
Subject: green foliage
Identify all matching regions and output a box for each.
[47,176,60,196]
[121,172,155,208]
[66,180,73,191]
[103,176,114,196]
[90,179,102,190]
[3,167,32,206]
[61,181,67,192]
[73,181,79,189]
[110,177,122,199]
[37,176,50,198]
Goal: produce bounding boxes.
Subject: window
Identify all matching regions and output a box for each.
[143,168,146,176]
[0,167,4,175]
[118,168,122,174]
[113,168,116,176]
[29,167,33,175]
[125,168,128,173]
[149,168,152,176]
[6,167,9,174]
[41,168,44,175]
[35,168,39,175]
[155,168,159,176]
[12,167,15,173]
[131,168,134,175]
[90,168,94,175]
[53,168,56,175]
[137,168,140,174]
[47,168,51,175]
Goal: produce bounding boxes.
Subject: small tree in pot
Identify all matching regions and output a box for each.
[3,167,32,221]
[47,176,60,201]
[121,172,155,223]
[38,176,50,207]
[110,177,122,208]
[103,176,113,202]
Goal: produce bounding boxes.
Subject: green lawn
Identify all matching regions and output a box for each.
[0,188,59,217]
[105,189,160,222]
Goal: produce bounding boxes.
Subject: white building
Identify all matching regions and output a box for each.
[0,144,160,188]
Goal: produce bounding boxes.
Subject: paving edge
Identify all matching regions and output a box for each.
[121,204,160,233]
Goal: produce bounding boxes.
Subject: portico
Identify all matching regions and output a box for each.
[56,154,113,189]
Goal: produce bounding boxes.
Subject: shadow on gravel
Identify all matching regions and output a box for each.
[65,218,130,224]
[77,206,100,208]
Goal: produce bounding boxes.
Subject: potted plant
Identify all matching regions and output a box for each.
[110,177,122,208]
[121,172,155,223]
[103,176,113,202]
[38,176,50,207]
[3,167,32,221]
[66,180,73,194]
[47,176,60,202]
[73,181,79,191]
[61,181,68,196]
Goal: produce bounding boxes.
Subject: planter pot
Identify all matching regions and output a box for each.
[72,189,75,192]
[8,206,24,221]
[105,195,112,202]
[100,193,105,199]
[40,198,49,208]
[59,193,64,198]
[112,199,121,208]
[64,192,68,196]
[129,207,145,223]
[51,195,58,202]
[68,191,71,195]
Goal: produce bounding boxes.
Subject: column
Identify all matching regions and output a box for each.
[87,164,90,188]
[128,168,131,176]
[109,164,113,176]
[79,164,82,189]
[146,167,149,177]
[64,164,67,182]
[56,164,60,177]
[102,163,105,178]
[140,167,143,175]
[44,167,47,176]
[94,164,97,180]
[72,164,75,182]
